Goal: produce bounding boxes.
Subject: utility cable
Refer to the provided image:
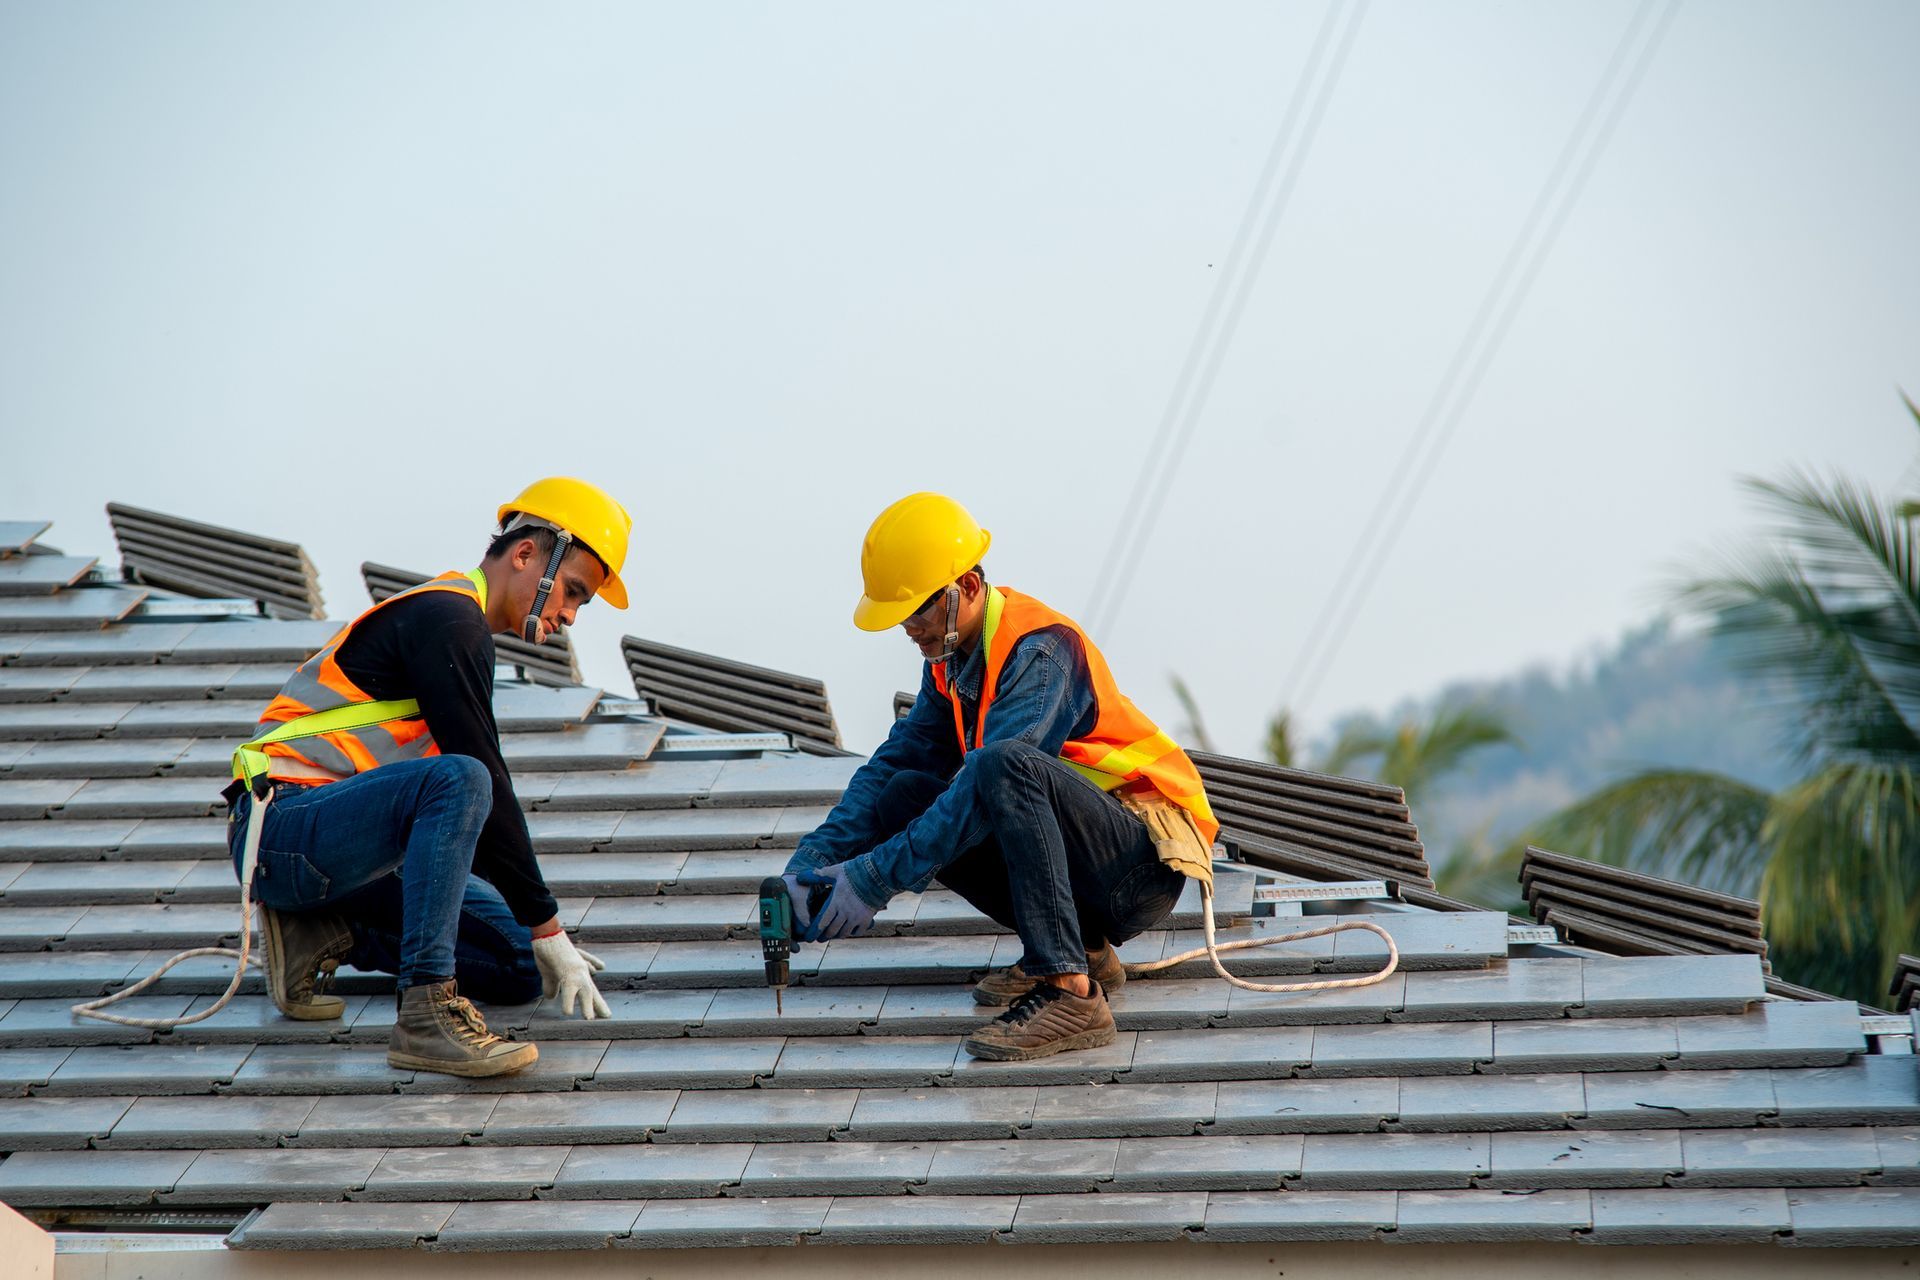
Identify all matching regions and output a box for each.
[1283,0,1683,718]
[1084,0,1368,634]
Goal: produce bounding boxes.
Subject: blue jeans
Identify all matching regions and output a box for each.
[228,755,540,1000]
[874,739,1185,978]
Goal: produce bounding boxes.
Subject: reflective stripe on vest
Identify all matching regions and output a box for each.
[932,587,1219,845]
[234,570,489,787]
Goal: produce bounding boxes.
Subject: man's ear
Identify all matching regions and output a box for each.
[961,571,985,602]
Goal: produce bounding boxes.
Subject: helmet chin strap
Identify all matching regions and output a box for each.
[523,528,573,645]
[933,584,961,666]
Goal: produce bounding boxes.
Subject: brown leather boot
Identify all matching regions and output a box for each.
[973,943,1126,1007]
[386,980,538,1078]
[963,980,1117,1061]
[260,906,353,1021]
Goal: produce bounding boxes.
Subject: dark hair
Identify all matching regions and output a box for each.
[969,563,987,587]
[486,520,610,577]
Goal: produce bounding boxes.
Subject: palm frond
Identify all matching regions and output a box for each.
[1761,760,1920,987]
[1318,722,1387,779]
[1167,673,1217,756]
[1263,710,1296,769]
[1398,704,1516,796]
[1522,768,1772,896]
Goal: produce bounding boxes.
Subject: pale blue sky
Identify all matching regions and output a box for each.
[3,2,1916,754]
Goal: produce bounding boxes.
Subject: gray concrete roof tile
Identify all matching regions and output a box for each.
[1128,1025,1312,1083]
[812,934,997,985]
[542,759,723,809]
[475,1088,677,1144]
[0,1093,134,1150]
[0,703,134,743]
[536,852,686,895]
[739,1139,936,1194]
[4,859,196,904]
[637,938,790,986]
[1588,1186,1790,1243]
[0,778,87,820]
[1212,1076,1399,1134]
[1769,1057,1920,1125]
[770,1035,959,1088]
[399,1040,609,1095]
[1391,1188,1592,1243]
[0,949,149,998]
[1103,976,1229,1029]
[114,818,225,857]
[170,1146,384,1204]
[7,738,188,779]
[867,984,987,1036]
[431,1199,645,1252]
[606,807,780,850]
[587,1037,781,1089]
[7,624,194,666]
[1677,1126,1881,1187]
[1028,1080,1216,1137]
[1304,1019,1492,1076]
[224,1044,410,1095]
[1006,1190,1205,1242]
[771,806,834,845]
[544,1142,753,1199]
[1222,972,1406,1026]
[355,1145,569,1201]
[1785,1187,1920,1246]
[1297,1131,1490,1189]
[844,1085,1036,1140]
[1111,1133,1303,1190]
[698,984,881,1036]
[621,1195,831,1249]
[1674,998,1867,1069]
[0,818,140,858]
[227,1200,457,1250]
[101,1094,316,1150]
[575,892,753,941]
[1582,1068,1779,1129]
[0,994,192,1045]
[1484,1128,1680,1188]
[0,905,87,949]
[0,1148,197,1205]
[705,754,861,807]
[945,1030,1139,1087]
[1202,1189,1395,1241]
[44,1043,252,1095]
[172,993,370,1044]
[518,988,712,1040]
[1395,1072,1586,1132]
[1491,1015,1680,1073]
[657,1087,857,1142]
[292,1093,497,1146]
[814,1193,1017,1245]
[1876,1126,1920,1185]
[922,1137,1117,1193]
[0,1046,72,1095]
[520,811,625,853]
[1579,954,1765,1016]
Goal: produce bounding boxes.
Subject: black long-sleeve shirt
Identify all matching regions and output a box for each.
[331,587,559,927]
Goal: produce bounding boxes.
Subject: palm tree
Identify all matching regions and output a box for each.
[1521,398,1920,1004]
[1318,703,1517,802]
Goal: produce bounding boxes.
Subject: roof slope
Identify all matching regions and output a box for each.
[0,522,1915,1253]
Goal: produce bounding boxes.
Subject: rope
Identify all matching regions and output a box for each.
[1125,878,1399,994]
[69,787,271,1028]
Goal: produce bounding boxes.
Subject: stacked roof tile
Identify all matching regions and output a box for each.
[0,516,1914,1258]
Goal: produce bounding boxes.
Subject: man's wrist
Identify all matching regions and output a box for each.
[530,916,563,940]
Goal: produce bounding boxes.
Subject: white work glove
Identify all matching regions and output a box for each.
[531,930,611,1019]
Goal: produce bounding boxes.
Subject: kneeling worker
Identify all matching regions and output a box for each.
[785,493,1219,1061]
[225,478,631,1077]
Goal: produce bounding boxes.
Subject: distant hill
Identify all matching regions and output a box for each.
[1310,618,1797,887]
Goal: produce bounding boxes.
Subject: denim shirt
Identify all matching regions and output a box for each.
[786,623,1097,908]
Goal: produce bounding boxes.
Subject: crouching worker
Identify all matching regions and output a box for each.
[224,478,632,1077]
[783,493,1219,1062]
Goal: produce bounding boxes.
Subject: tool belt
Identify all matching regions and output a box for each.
[1117,786,1214,892]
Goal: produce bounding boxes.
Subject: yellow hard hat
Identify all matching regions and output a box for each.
[854,492,991,631]
[497,477,632,609]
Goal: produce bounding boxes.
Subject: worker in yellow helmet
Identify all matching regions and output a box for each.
[224,478,632,1078]
[784,493,1218,1061]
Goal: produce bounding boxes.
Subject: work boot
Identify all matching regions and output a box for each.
[260,905,353,1021]
[963,980,1116,1061]
[387,980,538,1078]
[973,943,1126,1007]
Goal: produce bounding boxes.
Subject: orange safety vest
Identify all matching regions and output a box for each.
[932,587,1219,846]
[250,571,487,786]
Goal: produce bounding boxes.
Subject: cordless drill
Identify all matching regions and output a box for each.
[758,875,830,1014]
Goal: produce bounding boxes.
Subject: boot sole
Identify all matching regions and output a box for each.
[387,1042,539,1078]
[962,1024,1117,1062]
[262,908,345,1021]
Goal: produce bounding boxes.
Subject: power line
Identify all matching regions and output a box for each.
[1083,0,1368,635]
[1283,0,1684,719]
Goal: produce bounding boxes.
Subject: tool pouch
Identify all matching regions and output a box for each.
[1119,788,1214,892]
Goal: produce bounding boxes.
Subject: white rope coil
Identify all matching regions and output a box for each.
[1126,879,1400,993]
[69,789,271,1029]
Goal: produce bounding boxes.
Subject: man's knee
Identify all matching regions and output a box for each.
[967,738,1048,787]
[422,754,491,807]
[874,769,949,833]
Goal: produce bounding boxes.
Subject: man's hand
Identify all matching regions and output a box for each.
[783,873,816,937]
[531,929,611,1019]
[798,863,879,940]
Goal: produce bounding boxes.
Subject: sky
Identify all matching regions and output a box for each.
[2,1,1916,757]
